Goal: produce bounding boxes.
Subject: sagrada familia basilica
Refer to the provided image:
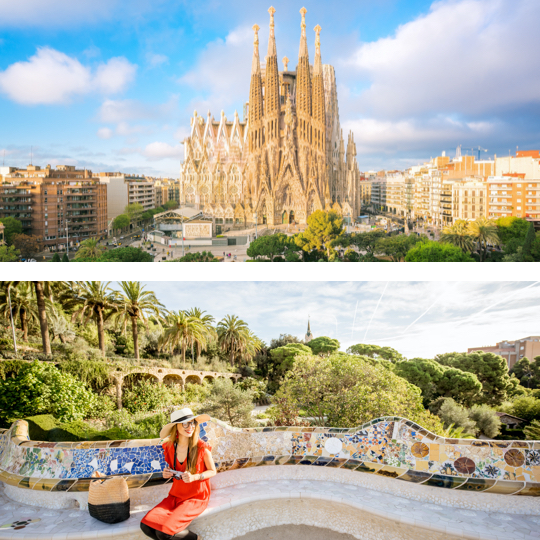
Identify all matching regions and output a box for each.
[178,7,361,227]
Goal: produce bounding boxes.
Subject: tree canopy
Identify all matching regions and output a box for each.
[347,343,404,363]
[295,210,343,257]
[433,351,513,406]
[112,214,130,230]
[306,336,340,356]
[0,217,23,245]
[12,234,43,258]
[273,353,444,432]
[247,233,292,261]
[375,234,424,261]
[0,244,20,262]
[75,246,153,262]
[405,241,474,262]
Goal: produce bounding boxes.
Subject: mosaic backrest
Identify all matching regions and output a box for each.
[0,417,539,496]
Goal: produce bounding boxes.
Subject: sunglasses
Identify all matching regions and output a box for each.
[180,420,196,428]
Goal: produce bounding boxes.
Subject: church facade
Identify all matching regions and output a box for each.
[179,7,361,227]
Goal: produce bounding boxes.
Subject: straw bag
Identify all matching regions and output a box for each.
[88,476,130,524]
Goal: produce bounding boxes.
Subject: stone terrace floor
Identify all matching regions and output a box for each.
[1,480,539,540]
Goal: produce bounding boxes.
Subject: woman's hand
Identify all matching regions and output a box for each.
[181,472,195,483]
[163,467,174,479]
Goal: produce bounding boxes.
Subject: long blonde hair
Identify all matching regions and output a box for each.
[167,422,200,474]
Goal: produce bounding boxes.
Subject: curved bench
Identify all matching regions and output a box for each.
[1,417,539,540]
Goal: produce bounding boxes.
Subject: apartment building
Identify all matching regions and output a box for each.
[452,178,487,222]
[495,151,540,179]
[487,176,540,220]
[0,165,107,249]
[369,175,387,212]
[468,336,540,369]
[99,174,156,222]
[358,176,371,208]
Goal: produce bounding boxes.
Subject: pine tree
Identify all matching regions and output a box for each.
[52,253,61,262]
[62,253,69,262]
[521,222,536,261]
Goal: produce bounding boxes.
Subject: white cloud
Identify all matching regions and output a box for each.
[98,97,177,123]
[0,47,137,105]
[97,127,113,139]
[179,25,254,115]
[146,53,169,67]
[343,0,540,119]
[142,142,183,160]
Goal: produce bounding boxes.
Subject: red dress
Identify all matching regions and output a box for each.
[141,440,212,535]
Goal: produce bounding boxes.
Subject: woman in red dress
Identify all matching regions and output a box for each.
[140,408,216,540]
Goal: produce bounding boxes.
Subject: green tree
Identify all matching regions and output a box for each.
[61,253,69,262]
[267,343,313,392]
[434,351,513,406]
[75,246,153,262]
[521,222,537,262]
[247,233,291,261]
[160,310,207,368]
[74,238,106,261]
[201,378,256,427]
[375,234,424,261]
[350,230,386,255]
[296,210,343,257]
[217,314,250,366]
[12,234,43,258]
[51,253,61,262]
[469,217,499,261]
[0,281,38,341]
[0,244,20,262]
[511,396,540,423]
[114,281,165,360]
[125,203,144,225]
[169,251,218,262]
[163,200,179,210]
[0,217,23,245]
[273,353,444,432]
[112,214,130,231]
[185,307,216,362]
[0,361,96,423]
[524,419,540,439]
[496,216,530,255]
[433,398,477,436]
[307,336,340,356]
[60,281,119,355]
[405,241,474,262]
[440,220,475,253]
[510,357,540,389]
[347,344,404,363]
[468,404,501,438]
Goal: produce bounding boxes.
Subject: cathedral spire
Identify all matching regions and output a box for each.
[249,24,264,153]
[265,6,281,143]
[296,7,312,146]
[311,24,326,155]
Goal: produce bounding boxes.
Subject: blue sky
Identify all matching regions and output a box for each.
[1,0,539,177]
[105,281,540,359]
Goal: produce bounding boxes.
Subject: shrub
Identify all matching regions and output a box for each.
[433,398,477,436]
[201,377,256,427]
[0,361,96,422]
[237,377,268,402]
[524,419,540,440]
[511,396,540,423]
[468,404,501,438]
[274,353,444,433]
[86,394,116,419]
[56,358,112,392]
[123,379,174,413]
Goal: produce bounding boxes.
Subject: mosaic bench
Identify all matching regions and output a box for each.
[1,418,540,540]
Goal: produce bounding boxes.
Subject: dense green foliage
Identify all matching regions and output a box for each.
[347,344,404,363]
[295,210,343,257]
[306,336,340,356]
[0,217,23,244]
[112,214,130,230]
[75,247,153,262]
[510,356,540,389]
[247,233,293,261]
[405,241,475,262]
[170,251,219,262]
[0,361,96,423]
[0,244,20,262]
[273,353,444,432]
[266,343,313,392]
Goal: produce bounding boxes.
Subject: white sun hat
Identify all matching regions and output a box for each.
[159,408,210,439]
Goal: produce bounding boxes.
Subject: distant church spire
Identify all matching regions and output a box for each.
[305,317,313,343]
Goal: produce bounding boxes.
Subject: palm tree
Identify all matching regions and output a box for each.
[469,217,499,262]
[185,307,216,362]
[61,281,119,356]
[114,281,165,360]
[160,310,207,368]
[217,314,252,366]
[0,281,39,341]
[33,281,52,355]
[241,330,263,365]
[75,238,106,261]
[440,220,475,253]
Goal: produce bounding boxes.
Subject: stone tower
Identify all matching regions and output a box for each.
[249,24,264,154]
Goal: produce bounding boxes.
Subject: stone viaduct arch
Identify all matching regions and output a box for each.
[111,367,240,409]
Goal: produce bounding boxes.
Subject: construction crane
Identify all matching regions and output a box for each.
[462,146,488,161]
